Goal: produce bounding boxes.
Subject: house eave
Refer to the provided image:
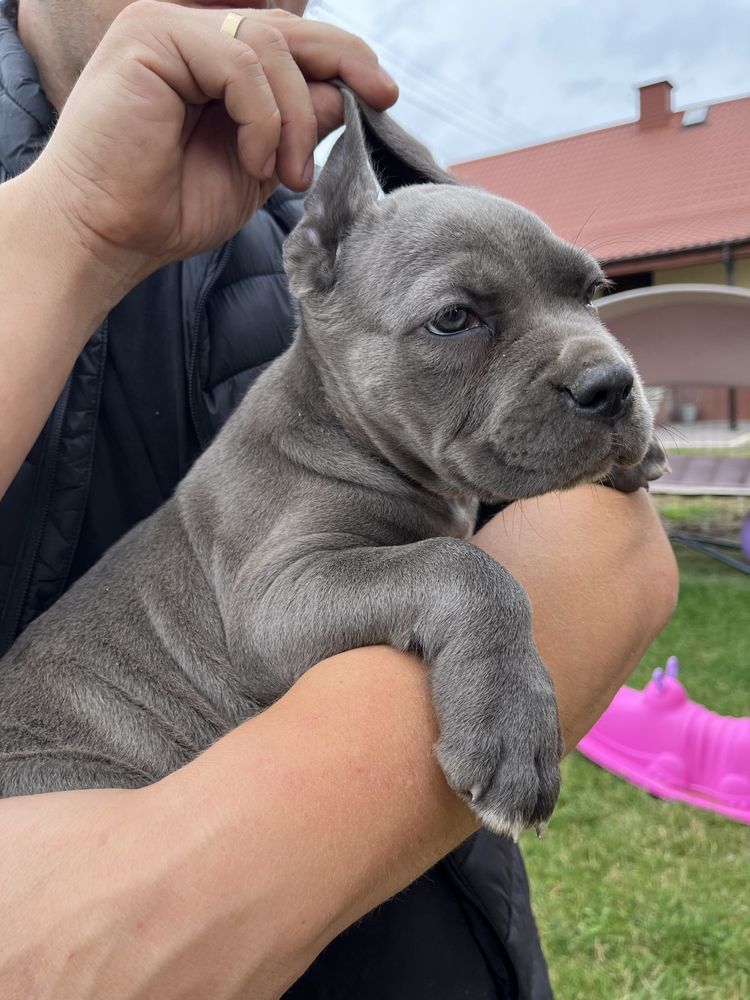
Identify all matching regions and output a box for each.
[602,238,750,276]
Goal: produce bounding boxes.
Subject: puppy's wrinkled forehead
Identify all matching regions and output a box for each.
[347,184,598,321]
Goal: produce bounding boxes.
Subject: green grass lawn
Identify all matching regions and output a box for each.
[522,547,750,999]
[652,495,750,539]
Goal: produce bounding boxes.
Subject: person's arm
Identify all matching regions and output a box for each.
[0,484,677,1000]
[0,176,124,495]
[0,1,398,497]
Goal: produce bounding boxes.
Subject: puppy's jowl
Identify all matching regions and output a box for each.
[0,88,666,837]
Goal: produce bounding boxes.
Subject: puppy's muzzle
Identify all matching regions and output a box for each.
[558,363,634,423]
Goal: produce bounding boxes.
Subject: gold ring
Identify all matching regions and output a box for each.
[220,12,246,38]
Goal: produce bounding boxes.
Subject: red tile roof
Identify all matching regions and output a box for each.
[451,91,750,265]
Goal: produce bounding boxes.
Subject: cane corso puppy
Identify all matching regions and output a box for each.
[0,87,666,837]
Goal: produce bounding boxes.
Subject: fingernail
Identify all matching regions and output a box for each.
[303,154,315,187]
[262,151,277,179]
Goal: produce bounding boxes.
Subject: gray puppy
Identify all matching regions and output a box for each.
[0,89,666,837]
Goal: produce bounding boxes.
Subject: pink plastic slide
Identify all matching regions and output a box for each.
[577,657,750,824]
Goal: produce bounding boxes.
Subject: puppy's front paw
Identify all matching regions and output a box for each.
[601,435,670,493]
[433,649,563,839]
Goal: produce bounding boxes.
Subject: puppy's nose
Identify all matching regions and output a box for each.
[560,364,634,421]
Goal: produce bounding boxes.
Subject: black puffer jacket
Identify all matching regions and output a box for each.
[0,15,553,998]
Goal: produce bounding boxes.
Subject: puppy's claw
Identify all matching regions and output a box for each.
[535,821,547,840]
[476,808,524,843]
[469,783,484,803]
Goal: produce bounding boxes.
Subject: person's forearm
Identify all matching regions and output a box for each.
[148,650,474,999]
[146,485,677,996]
[0,170,129,496]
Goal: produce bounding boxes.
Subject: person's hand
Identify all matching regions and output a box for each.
[0,1,397,496]
[26,0,397,290]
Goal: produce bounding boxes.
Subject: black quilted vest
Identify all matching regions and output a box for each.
[0,16,552,997]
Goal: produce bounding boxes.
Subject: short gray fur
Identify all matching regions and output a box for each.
[0,87,666,837]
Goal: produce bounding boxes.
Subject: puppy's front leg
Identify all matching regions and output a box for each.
[229,538,562,838]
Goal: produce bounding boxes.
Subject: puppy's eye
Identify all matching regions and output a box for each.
[584,279,605,306]
[426,305,483,336]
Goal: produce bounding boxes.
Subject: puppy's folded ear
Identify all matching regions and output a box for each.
[284,83,457,298]
[353,87,458,193]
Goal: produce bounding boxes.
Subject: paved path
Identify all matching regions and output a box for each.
[652,455,750,496]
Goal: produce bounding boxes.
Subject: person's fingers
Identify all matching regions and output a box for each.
[235,23,319,191]
[153,12,316,189]
[263,13,399,112]
[219,36,284,182]
[88,1,397,193]
[107,3,282,183]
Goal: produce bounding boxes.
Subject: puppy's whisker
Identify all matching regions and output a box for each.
[571,204,603,248]
[658,422,689,448]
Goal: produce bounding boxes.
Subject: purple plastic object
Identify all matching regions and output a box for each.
[577,657,750,824]
[741,515,750,562]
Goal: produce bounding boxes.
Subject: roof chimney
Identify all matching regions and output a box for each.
[638,80,674,128]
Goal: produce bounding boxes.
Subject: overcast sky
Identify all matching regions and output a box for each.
[307,0,750,165]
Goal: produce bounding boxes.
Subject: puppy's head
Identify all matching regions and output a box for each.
[283,88,653,502]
